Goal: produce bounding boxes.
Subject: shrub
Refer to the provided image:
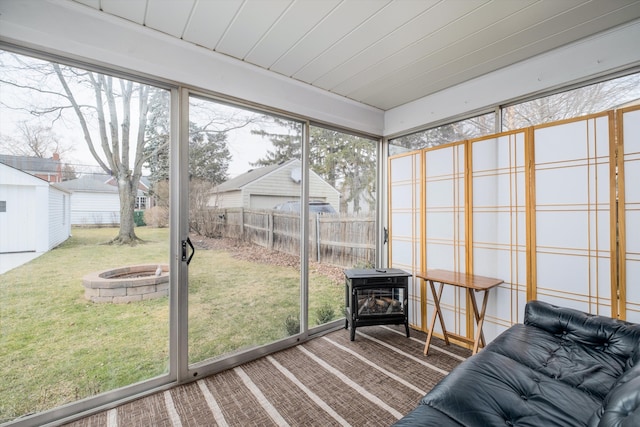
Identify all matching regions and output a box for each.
[284,315,300,335]
[315,303,335,325]
[134,210,146,226]
[144,206,169,228]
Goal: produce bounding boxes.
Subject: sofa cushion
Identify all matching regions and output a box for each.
[487,323,628,400]
[420,350,600,427]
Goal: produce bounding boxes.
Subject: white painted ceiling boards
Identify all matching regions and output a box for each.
[71,0,640,111]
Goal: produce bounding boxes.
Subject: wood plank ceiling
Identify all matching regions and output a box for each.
[72,0,640,111]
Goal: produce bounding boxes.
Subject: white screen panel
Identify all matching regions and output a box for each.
[390,155,413,181]
[623,108,640,322]
[627,210,640,254]
[389,152,423,329]
[535,121,588,163]
[424,143,467,340]
[391,185,413,209]
[425,148,457,177]
[625,163,640,202]
[535,167,588,205]
[626,261,640,323]
[425,243,457,271]
[536,210,589,249]
[390,240,413,267]
[425,180,454,207]
[391,212,413,237]
[540,294,590,313]
[473,174,499,206]
[471,132,527,343]
[534,115,612,314]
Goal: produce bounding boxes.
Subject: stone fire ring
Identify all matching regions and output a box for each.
[82,264,169,303]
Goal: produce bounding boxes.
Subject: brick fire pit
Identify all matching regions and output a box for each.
[82,264,169,303]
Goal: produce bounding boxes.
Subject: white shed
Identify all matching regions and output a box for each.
[0,163,71,258]
[211,159,340,211]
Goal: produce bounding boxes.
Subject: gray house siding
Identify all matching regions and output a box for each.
[213,159,340,211]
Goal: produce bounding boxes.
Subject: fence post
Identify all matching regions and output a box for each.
[268,211,274,249]
[316,214,321,263]
[240,208,244,240]
[309,214,316,262]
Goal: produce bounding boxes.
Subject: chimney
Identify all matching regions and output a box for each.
[53,152,62,182]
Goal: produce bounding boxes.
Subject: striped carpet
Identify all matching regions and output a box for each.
[64,325,470,427]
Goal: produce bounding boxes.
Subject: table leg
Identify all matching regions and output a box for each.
[472,289,491,354]
[424,280,448,355]
[467,288,485,349]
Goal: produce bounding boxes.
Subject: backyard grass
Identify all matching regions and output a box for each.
[0,227,343,423]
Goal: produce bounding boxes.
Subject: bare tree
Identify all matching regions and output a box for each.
[0,51,168,244]
[503,74,640,130]
[0,121,74,158]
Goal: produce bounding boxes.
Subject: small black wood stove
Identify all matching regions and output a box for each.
[344,268,411,341]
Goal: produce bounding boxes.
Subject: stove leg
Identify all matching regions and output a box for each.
[350,326,356,341]
[404,322,410,338]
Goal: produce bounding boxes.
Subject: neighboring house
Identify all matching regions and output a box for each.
[211,159,340,211]
[0,153,63,183]
[57,175,120,226]
[57,174,153,226]
[0,162,71,255]
[104,175,152,211]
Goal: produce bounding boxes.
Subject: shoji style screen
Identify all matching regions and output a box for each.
[533,113,615,315]
[620,106,640,323]
[423,143,467,337]
[388,152,424,329]
[470,132,528,341]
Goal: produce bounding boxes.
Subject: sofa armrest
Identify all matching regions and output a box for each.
[524,300,640,359]
[588,376,640,427]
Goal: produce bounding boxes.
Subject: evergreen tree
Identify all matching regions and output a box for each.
[252,120,377,213]
[188,122,231,184]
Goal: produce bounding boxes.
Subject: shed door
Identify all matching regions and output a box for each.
[0,185,36,253]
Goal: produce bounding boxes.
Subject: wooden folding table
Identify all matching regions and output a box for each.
[417,269,503,355]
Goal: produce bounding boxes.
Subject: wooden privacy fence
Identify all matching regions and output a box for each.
[199,208,375,268]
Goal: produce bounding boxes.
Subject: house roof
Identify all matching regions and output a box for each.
[214,159,297,193]
[0,154,60,174]
[57,175,118,193]
[0,161,49,185]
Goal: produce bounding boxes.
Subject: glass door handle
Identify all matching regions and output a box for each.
[182,237,195,265]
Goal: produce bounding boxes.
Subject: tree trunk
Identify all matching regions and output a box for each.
[112,173,140,245]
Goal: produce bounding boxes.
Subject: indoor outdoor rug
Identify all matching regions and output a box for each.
[64,325,470,427]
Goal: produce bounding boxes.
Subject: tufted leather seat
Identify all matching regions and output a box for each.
[393,300,640,427]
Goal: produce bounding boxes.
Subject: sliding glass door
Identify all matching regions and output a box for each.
[307,125,378,330]
[0,51,381,427]
[186,95,304,367]
[0,50,172,424]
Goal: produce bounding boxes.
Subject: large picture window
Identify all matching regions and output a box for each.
[389,112,495,155]
[502,72,640,130]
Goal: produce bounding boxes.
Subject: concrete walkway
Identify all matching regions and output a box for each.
[0,252,42,275]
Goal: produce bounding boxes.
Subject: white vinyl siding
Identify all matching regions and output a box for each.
[48,187,71,249]
[69,191,120,226]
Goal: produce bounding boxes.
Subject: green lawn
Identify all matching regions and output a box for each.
[0,227,343,423]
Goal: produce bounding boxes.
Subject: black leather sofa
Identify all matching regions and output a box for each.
[393,300,640,427]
